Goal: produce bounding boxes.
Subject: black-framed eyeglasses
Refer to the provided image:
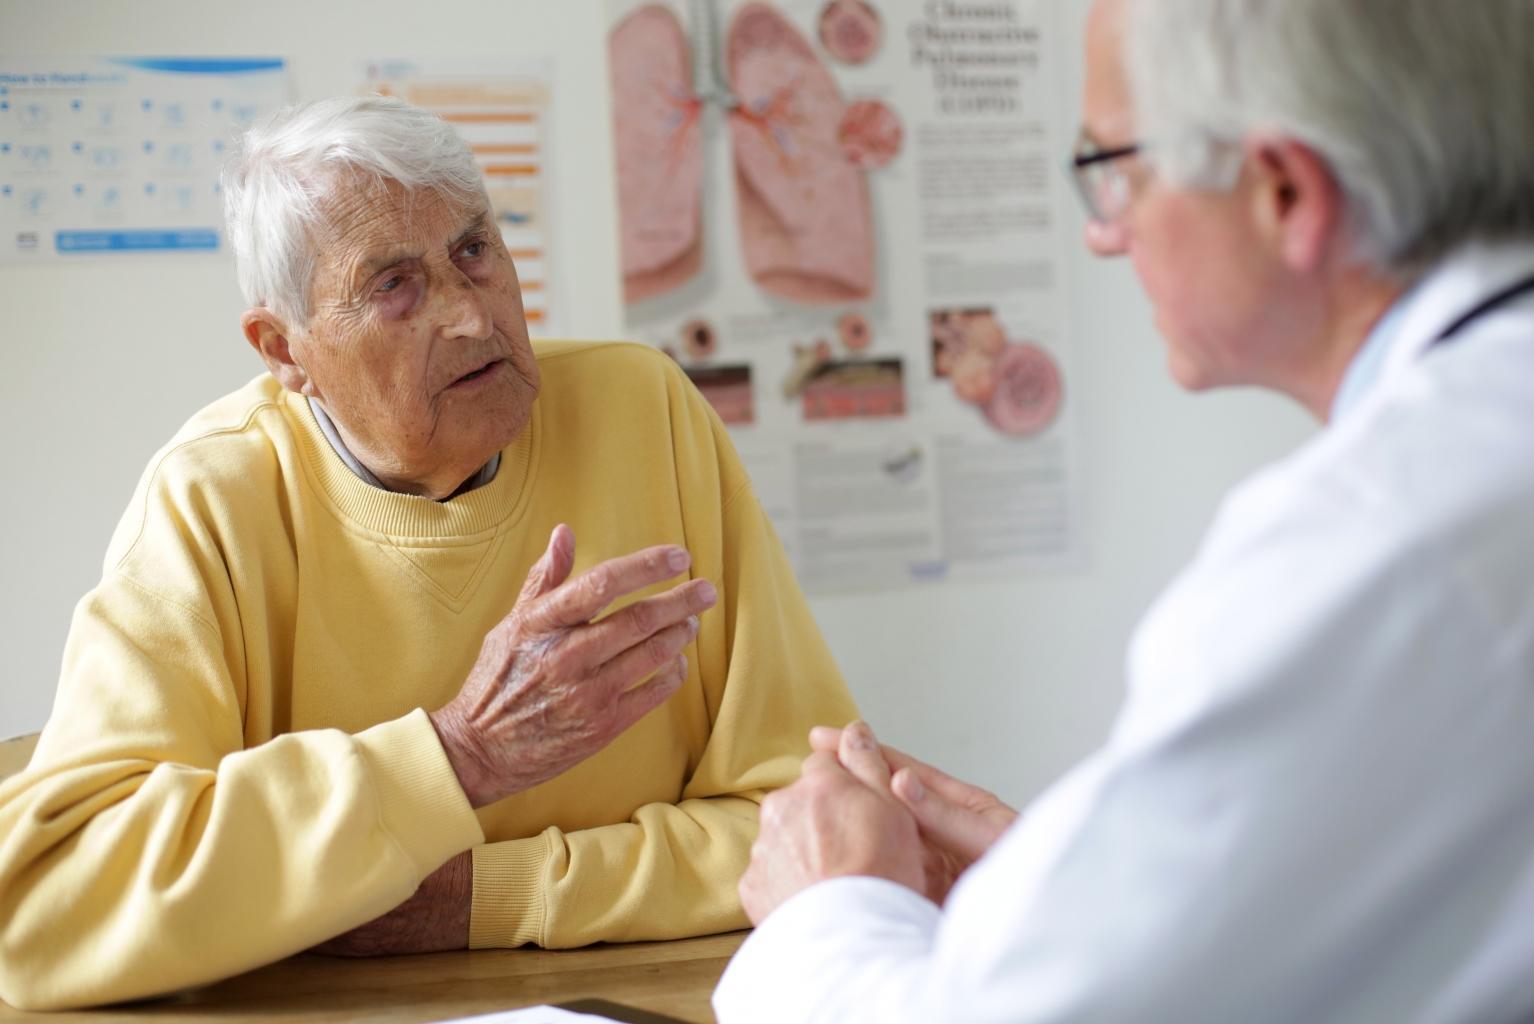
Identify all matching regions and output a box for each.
[1067,142,1142,225]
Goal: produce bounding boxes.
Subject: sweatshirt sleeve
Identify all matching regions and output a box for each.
[467,400,860,947]
[0,573,485,1011]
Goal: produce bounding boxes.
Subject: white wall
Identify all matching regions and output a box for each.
[0,0,1313,805]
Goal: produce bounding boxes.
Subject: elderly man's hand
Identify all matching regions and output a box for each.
[429,524,717,808]
[739,721,927,924]
[810,725,1018,904]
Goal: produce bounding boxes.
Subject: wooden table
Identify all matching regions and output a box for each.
[0,735,38,781]
[0,932,747,1023]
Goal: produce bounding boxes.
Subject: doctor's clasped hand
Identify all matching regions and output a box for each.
[740,721,1019,920]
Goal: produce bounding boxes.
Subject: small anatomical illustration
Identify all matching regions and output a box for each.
[837,311,871,351]
[931,308,1063,437]
[931,308,1004,378]
[681,317,719,359]
[818,0,883,65]
[838,99,903,170]
[881,443,922,484]
[984,341,1063,437]
[781,337,836,398]
[609,0,885,307]
[683,364,756,424]
[781,310,874,398]
[801,358,905,420]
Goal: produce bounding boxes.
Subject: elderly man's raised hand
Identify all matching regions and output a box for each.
[739,721,927,924]
[430,524,717,808]
[810,725,1018,903]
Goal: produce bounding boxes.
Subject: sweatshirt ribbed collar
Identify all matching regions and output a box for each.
[282,388,537,540]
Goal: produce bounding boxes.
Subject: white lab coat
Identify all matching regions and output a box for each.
[714,241,1534,1024]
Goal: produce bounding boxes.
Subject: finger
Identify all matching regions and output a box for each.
[591,614,700,696]
[891,767,1001,863]
[898,757,1007,813]
[820,734,983,810]
[570,577,717,666]
[838,720,892,792]
[525,544,693,631]
[812,727,924,779]
[515,524,576,608]
[799,749,844,779]
[612,653,688,727]
[808,725,842,753]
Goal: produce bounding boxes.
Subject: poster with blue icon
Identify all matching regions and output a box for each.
[0,57,288,261]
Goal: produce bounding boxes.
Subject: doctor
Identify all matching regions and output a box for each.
[716,0,1534,1020]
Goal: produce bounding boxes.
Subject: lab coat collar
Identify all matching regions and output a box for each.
[1378,239,1534,382]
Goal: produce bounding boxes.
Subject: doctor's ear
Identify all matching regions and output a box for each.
[1244,136,1345,275]
[242,309,315,397]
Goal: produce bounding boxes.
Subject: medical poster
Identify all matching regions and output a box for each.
[606,0,1081,590]
[0,57,287,261]
[361,59,563,336]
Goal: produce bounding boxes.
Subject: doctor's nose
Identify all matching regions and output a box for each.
[1085,219,1130,257]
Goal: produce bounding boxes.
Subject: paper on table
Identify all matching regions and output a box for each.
[430,1007,620,1023]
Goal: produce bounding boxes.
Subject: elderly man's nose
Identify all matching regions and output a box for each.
[1084,219,1129,257]
[440,276,494,339]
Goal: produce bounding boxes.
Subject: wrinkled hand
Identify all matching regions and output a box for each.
[430,524,717,808]
[810,725,1018,904]
[311,852,471,956]
[739,722,926,925]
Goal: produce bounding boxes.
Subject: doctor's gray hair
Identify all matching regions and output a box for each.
[1123,0,1534,276]
[222,95,488,328]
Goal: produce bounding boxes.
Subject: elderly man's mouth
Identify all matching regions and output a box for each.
[449,359,506,389]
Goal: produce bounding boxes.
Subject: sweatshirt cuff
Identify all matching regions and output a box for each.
[469,831,556,948]
[352,708,485,877]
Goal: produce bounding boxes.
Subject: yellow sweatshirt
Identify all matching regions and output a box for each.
[0,341,856,1011]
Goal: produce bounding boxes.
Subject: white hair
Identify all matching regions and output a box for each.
[1123,0,1534,275]
[222,95,488,327]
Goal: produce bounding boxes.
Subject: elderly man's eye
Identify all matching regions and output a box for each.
[377,275,403,293]
[460,240,486,259]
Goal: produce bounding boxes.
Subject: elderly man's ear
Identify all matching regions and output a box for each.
[242,310,316,398]
[1245,136,1345,275]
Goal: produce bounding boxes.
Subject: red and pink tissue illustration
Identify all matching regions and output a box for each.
[801,358,906,421]
[728,3,874,303]
[838,99,903,170]
[818,0,883,65]
[837,311,871,351]
[608,4,707,304]
[684,364,757,424]
[931,309,1062,437]
[609,1,893,307]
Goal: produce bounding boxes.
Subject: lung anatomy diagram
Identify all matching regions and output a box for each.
[610,1,883,306]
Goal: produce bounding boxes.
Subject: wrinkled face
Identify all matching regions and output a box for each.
[293,178,540,495]
[1082,0,1285,393]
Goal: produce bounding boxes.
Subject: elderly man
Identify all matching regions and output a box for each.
[0,96,856,1011]
[716,0,1534,1020]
